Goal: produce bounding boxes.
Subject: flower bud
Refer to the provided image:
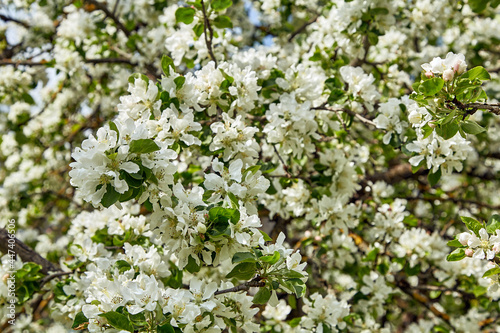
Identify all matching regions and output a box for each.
[443,69,454,82]
[425,71,434,78]
[465,248,474,257]
[196,222,207,234]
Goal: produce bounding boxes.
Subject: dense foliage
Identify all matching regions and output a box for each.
[1,0,500,332]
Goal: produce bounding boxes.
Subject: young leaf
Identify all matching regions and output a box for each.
[213,15,233,29]
[129,139,160,154]
[226,262,256,280]
[427,168,442,187]
[232,252,257,264]
[161,55,175,76]
[108,121,120,138]
[252,287,271,304]
[418,77,444,96]
[260,251,280,265]
[99,312,134,332]
[486,214,500,234]
[461,66,491,81]
[460,120,486,135]
[446,238,464,248]
[175,7,196,24]
[446,248,466,262]
[483,266,500,278]
[101,184,120,208]
[186,255,201,273]
[211,0,232,11]
[461,216,483,236]
[72,311,89,329]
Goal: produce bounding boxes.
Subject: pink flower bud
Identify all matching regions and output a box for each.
[425,71,434,78]
[443,69,454,82]
[465,248,474,257]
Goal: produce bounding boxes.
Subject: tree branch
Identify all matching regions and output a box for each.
[0,14,29,28]
[288,15,319,42]
[200,0,218,67]
[0,228,61,275]
[84,0,131,37]
[214,278,265,295]
[313,105,377,127]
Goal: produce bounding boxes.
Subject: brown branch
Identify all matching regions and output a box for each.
[0,228,61,275]
[0,60,49,67]
[0,58,135,67]
[84,0,131,37]
[288,15,319,42]
[214,278,265,296]
[0,14,29,28]
[394,275,454,329]
[200,0,217,67]
[40,271,73,287]
[467,103,500,115]
[313,105,377,127]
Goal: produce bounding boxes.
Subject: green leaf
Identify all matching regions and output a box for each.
[367,32,378,45]
[363,248,379,262]
[447,238,464,248]
[418,77,444,96]
[129,139,160,154]
[232,252,257,264]
[284,270,305,279]
[460,120,486,135]
[193,23,204,37]
[99,311,134,332]
[252,287,271,304]
[175,7,196,24]
[260,251,280,265]
[436,120,459,139]
[114,260,132,274]
[446,248,466,261]
[486,214,500,234]
[22,92,35,105]
[427,168,441,187]
[161,55,175,76]
[109,121,120,138]
[128,73,149,84]
[371,7,389,15]
[226,262,256,280]
[174,76,186,89]
[72,311,89,329]
[468,0,489,13]
[213,15,233,29]
[101,184,120,208]
[157,323,175,333]
[186,255,201,273]
[259,230,272,242]
[461,66,491,81]
[288,317,302,327]
[211,0,232,11]
[483,266,500,278]
[219,68,234,84]
[461,216,483,236]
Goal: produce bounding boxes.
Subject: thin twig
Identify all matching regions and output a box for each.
[0,14,29,28]
[200,0,218,67]
[313,105,377,127]
[84,0,131,37]
[112,0,121,16]
[40,271,73,287]
[273,144,291,177]
[214,278,265,295]
[288,15,319,42]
